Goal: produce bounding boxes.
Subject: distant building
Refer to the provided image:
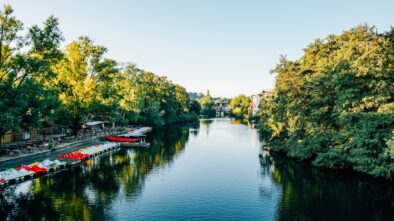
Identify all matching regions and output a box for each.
[251,94,261,116]
[251,90,272,116]
[214,99,230,117]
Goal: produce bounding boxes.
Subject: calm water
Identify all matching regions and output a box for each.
[1,118,394,221]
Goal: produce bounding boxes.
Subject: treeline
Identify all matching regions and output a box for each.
[259,25,394,178]
[0,5,198,137]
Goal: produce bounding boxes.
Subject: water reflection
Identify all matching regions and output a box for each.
[259,152,394,221]
[0,122,194,221]
[2,119,394,221]
[200,119,213,136]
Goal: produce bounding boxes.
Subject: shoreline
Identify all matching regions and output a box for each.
[0,129,130,170]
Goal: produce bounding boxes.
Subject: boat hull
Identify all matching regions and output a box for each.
[121,142,150,148]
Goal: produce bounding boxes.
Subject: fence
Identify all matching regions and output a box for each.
[0,126,64,145]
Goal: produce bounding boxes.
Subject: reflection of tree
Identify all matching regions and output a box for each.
[258,153,394,221]
[200,119,213,136]
[188,121,200,137]
[0,123,194,220]
[230,118,246,125]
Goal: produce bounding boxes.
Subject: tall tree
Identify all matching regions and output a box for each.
[198,91,215,117]
[260,25,394,178]
[52,37,107,133]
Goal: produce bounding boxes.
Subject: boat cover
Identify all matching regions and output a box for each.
[104,136,140,142]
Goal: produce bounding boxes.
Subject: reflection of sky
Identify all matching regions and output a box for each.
[113,118,281,220]
[1,119,284,220]
[251,127,259,146]
[13,180,33,195]
[84,186,97,205]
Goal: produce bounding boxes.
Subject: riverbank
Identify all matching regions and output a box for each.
[0,138,99,170]
[0,128,132,170]
[261,142,394,181]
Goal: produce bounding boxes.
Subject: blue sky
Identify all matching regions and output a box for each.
[3,0,394,97]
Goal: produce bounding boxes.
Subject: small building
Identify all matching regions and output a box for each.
[251,90,272,116]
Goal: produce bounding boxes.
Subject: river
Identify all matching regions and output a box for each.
[1,118,393,220]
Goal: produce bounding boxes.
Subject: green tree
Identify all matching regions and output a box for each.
[52,37,107,133]
[189,100,201,115]
[229,94,251,120]
[0,4,198,140]
[198,90,215,117]
[260,25,394,178]
[0,5,23,137]
[0,6,58,137]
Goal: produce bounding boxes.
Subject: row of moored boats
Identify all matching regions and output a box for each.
[0,126,152,188]
[0,142,120,187]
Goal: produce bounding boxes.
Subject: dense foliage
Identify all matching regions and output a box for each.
[198,90,216,117]
[259,25,394,178]
[0,5,197,136]
[229,94,251,120]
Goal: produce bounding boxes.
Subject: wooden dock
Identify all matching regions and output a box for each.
[121,142,150,148]
[0,143,121,189]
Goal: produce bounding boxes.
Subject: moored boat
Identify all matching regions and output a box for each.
[0,142,120,188]
[103,136,140,143]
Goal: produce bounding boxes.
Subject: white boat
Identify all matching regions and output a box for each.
[119,127,152,137]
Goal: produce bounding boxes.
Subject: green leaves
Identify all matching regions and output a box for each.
[0,5,23,66]
[198,92,215,117]
[0,5,60,137]
[229,94,251,120]
[260,24,394,178]
[0,4,197,137]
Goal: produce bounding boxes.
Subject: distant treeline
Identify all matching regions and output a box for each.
[0,5,198,137]
[258,25,394,179]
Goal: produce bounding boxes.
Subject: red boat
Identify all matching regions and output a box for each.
[16,165,47,174]
[58,151,90,160]
[104,136,140,143]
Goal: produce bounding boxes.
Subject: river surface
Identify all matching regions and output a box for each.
[1,118,393,221]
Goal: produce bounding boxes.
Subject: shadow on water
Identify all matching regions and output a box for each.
[259,152,394,221]
[0,122,197,221]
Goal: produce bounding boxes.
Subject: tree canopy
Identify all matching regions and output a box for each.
[0,5,197,137]
[229,94,251,120]
[198,90,216,117]
[259,25,394,178]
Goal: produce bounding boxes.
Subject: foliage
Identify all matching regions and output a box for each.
[0,5,197,137]
[259,25,394,178]
[0,5,59,136]
[189,100,201,115]
[229,94,251,120]
[198,90,215,117]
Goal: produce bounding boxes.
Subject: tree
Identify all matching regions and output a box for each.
[27,16,64,125]
[0,4,198,140]
[52,37,108,133]
[0,5,23,137]
[0,6,57,136]
[259,25,394,178]
[229,94,251,120]
[198,90,215,117]
[189,100,201,115]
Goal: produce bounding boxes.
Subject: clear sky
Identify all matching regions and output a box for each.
[3,0,394,97]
